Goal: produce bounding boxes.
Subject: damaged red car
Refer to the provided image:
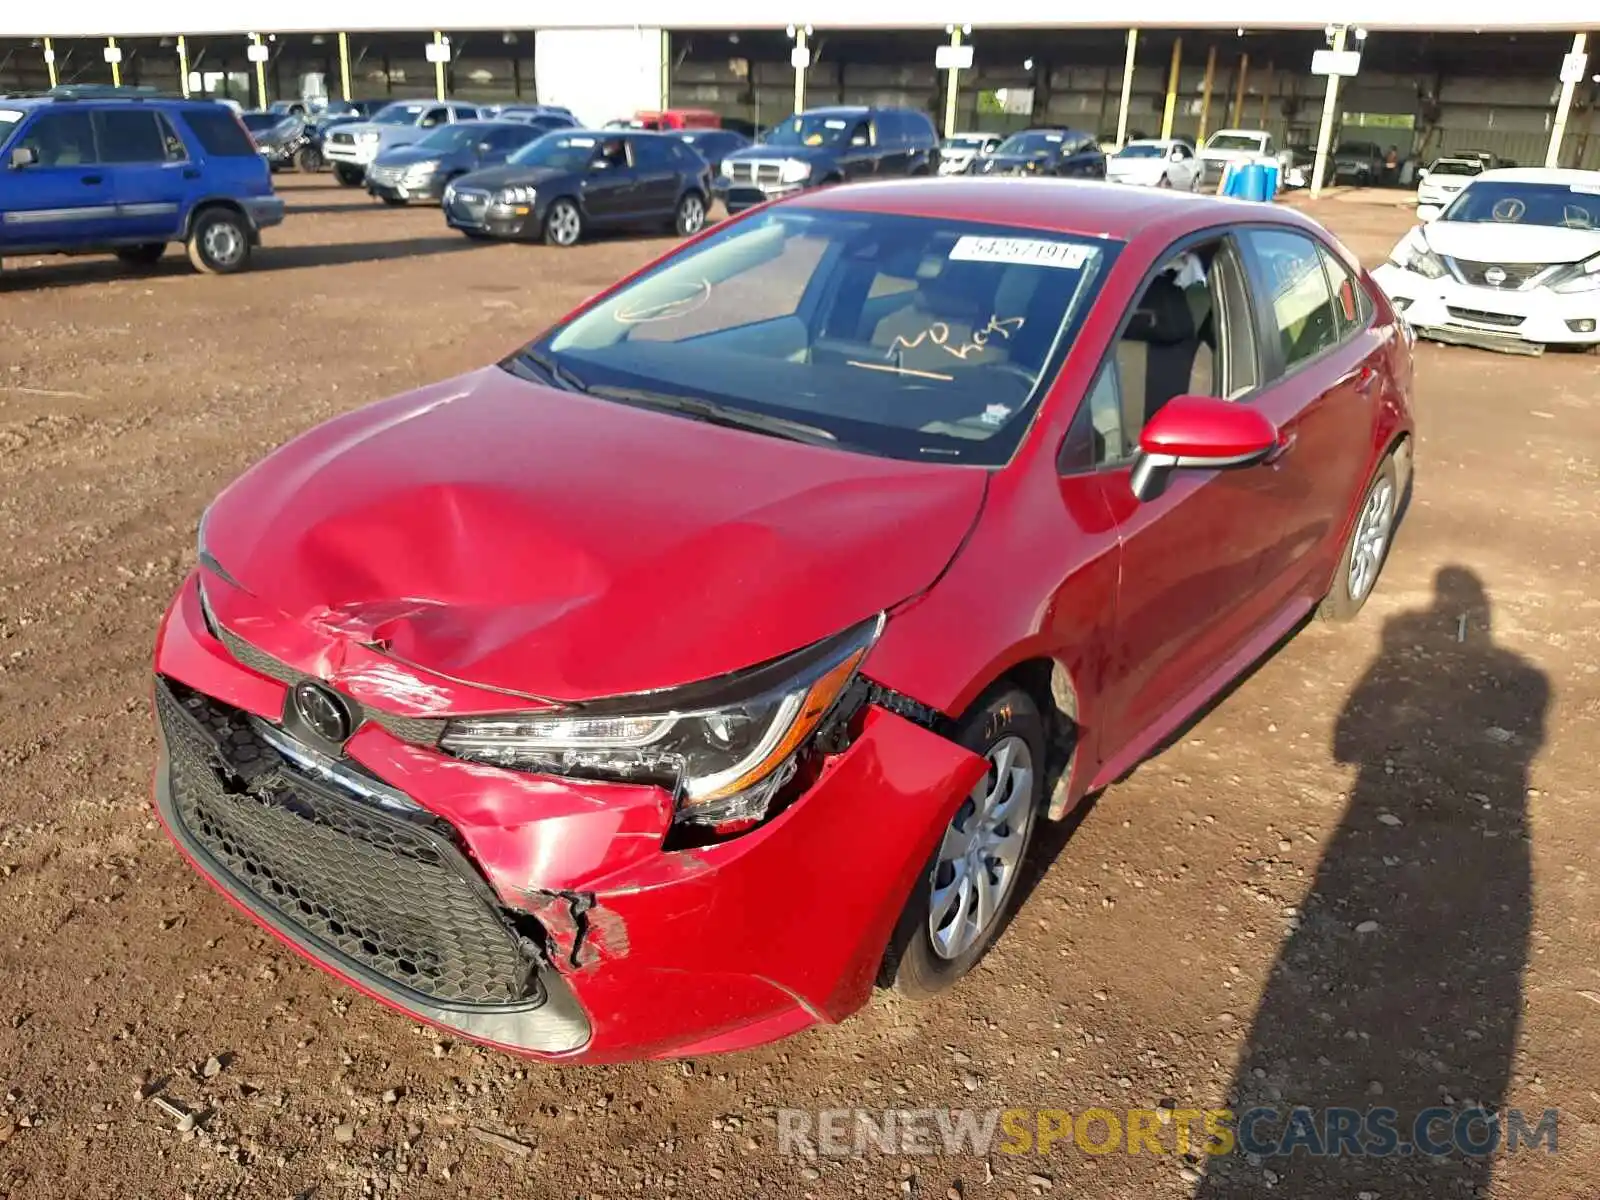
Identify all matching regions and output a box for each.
[152,179,1414,1062]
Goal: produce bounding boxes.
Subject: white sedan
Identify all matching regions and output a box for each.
[938,132,1003,176]
[1416,156,1484,208]
[1371,167,1600,353]
[1106,139,1200,190]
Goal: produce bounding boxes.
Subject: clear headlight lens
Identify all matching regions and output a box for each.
[719,158,735,177]
[1550,254,1600,295]
[403,160,440,180]
[779,158,812,184]
[497,185,537,205]
[439,616,882,825]
[1390,229,1447,279]
[357,130,380,144]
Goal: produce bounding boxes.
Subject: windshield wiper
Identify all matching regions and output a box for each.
[511,347,591,393]
[587,385,839,448]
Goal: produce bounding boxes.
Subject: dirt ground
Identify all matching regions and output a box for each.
[0,178,1597,1200]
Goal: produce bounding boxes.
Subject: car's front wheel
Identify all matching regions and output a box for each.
[1320,450,1401,621]
[673,191,706,237]
[333,164,364,187]
[883,686,1045,999]
[543,198,583,247]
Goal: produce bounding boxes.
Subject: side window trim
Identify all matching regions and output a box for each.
[1057,224,1264,478]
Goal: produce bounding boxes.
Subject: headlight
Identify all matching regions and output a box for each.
[1390,229,1447,280]
[1550,254,1600,295]
[404,161,440,180]
[496,185,537,205]
[357,130,380,144]
[439,616,882,826]
[720,158,735,177]
[779,158,812,184]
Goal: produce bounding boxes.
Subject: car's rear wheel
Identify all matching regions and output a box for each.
[673,191,706,237]
[333,164,364,187]
[543,198,583,247]
[883,686,1045,999]
[186,208,252,275]
[1319,451,1400,622]
[116,243,166,268]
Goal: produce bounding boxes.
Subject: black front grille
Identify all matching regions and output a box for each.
[1446,306,1524,328]
[156,679,542,1006]
[213,624,444,747]
[729,160,783,186]
[1446,258,1550,289]
[329,131,355,146]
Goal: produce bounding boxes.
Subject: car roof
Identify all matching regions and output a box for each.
[1473,166,1591,185]
[1473,166,1599,185]
[794,177,1320,243]
[1125,138,1185,147]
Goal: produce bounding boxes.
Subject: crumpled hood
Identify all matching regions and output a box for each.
[1421,219,1600,266]
[201,368,988,706]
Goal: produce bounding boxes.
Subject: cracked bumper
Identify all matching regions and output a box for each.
[1371,263,1600,347]
[152,571,987,1062]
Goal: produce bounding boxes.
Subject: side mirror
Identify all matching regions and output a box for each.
[1416,167,1429,179]
[10,145,37,169]
[1129,396,1282,502]
[1416,204,1442,224]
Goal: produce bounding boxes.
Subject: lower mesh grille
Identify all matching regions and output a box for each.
[156,678,543,1006]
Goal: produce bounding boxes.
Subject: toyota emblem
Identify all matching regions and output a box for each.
[1483,266,1508,287]
[292,680,353,744]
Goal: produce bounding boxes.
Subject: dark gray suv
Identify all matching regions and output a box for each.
[721,105,940,214]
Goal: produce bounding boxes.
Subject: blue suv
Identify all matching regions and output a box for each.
[0,96,284,276]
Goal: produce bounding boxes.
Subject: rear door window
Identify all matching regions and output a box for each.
[95,110,168,164]
[1243,229,1341,372]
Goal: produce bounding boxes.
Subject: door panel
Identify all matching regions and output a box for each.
[0,110,117,247]
[99,111,188,240]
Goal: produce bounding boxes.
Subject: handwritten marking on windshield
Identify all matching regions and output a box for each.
[846,360,954,381]
[613,278,713,324]
[888,314,1025,362]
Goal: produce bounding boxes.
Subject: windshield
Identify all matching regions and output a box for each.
[763,113,864,148]
[1428,159,1482,177]
[995,132,1066,157]
[1205,133,1265,152]
[372,103,427,126]
[523,208,1117,465]
[507,132,602,170]
[1442,181,1600,229]
[1116,144,1164,159]
[414,124,481,152]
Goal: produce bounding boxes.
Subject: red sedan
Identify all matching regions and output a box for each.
[152,179,1414,1062]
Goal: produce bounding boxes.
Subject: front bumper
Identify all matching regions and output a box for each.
[368,176,448,204]
[324,141,378,167]
[725,181,807,213]
[1371,262,1600,348]
[152,572,987,1062]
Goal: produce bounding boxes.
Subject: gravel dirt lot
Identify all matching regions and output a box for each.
[0,179,1597,1200]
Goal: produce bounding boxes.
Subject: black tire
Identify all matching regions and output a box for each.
[185,207,252,275]
[333,164,364,187]
[115,243,166,268]
[1157,172,1172,188]
[672,191,706,237]
[542,197,583,248]
[1319,452,1400,622]
[378,194,408,207]
[295,145,324,173]
[882,686,1046,999]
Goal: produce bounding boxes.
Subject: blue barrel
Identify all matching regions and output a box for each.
[1237,163,1269,202]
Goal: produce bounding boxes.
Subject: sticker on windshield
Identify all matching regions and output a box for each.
[950,236,1095,270]
[1044,134,1063,142]
[980,404,1012,426]
[824,119,848,129]
[566,136,596,147]
[1570,183,1600,196]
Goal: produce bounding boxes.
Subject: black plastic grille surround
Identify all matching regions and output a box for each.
[1446,258,1550,289]
[156,678,543,1006]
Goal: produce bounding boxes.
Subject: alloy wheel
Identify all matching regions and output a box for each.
[928,735,1036,960]
[547,202,581,246]
[1348,476,1395,601]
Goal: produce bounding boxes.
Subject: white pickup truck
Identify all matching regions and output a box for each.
[1196,129,1291,191]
